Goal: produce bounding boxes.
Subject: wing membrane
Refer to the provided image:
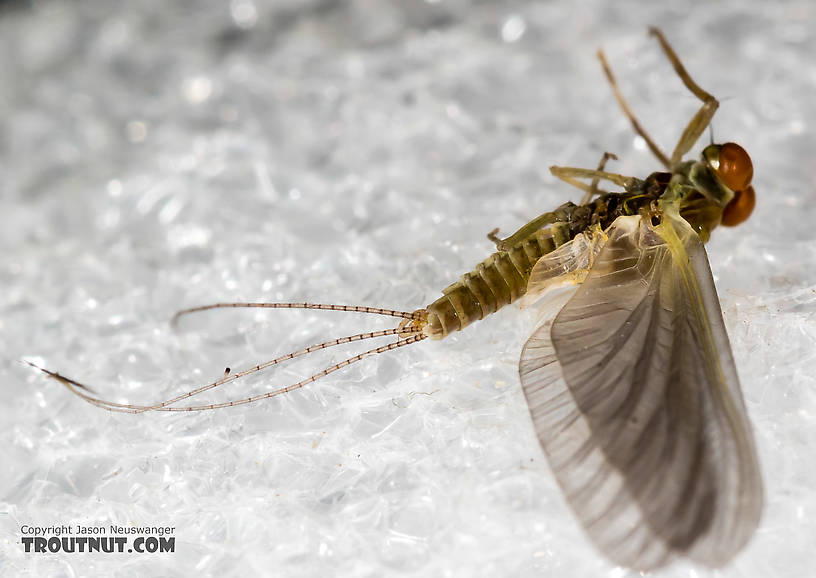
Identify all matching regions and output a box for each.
[519,213,762,570]
[523,223,607,301]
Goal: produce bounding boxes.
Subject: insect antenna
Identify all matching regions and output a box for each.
[26,321,428,413]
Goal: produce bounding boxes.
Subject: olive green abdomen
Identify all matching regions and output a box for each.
[423,228,562,339]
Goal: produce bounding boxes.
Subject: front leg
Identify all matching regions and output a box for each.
[648,27,720,165]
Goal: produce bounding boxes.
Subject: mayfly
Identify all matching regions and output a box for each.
[29,28,762,571]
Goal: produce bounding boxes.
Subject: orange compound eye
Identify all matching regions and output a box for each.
[721,185,756,227]
[717,142,753,192]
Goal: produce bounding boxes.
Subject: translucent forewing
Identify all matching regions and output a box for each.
[519,214,762,570]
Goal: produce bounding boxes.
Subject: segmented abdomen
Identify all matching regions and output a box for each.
[423,228,563,339]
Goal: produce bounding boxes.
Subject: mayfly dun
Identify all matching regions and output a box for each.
[29,28,762,571]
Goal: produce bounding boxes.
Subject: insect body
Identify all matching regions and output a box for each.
[423,171,668,339]
[30,29,762,571]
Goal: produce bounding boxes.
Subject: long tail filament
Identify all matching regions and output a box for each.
[27,302,429,413]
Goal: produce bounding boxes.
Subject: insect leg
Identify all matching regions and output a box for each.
[486,227,503,247]
[581,152,619,205]
[648,27,720,165]
[597,48,671,168]
[550,165,636,192]
[489,211,559,251]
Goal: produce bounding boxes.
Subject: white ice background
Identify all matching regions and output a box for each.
[1,1,815,577]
